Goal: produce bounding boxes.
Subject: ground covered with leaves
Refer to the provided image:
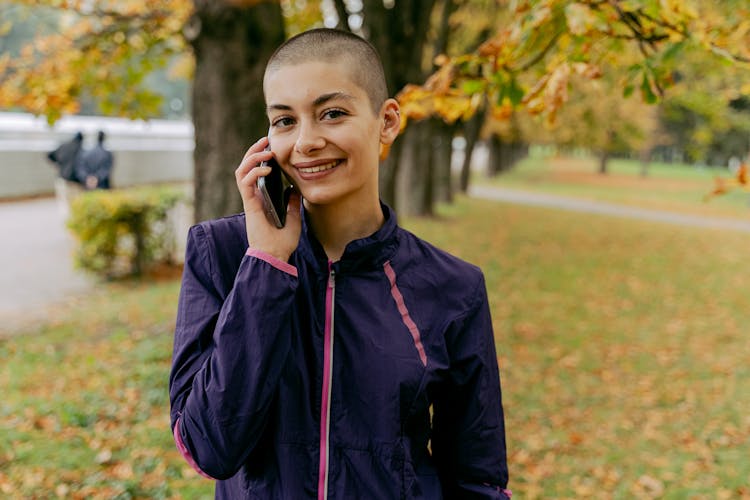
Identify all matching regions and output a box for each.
[2,195,749,498]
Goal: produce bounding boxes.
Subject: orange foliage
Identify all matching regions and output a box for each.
[0,0,192,123]
[705,163,749,201]
[396,0,750,130]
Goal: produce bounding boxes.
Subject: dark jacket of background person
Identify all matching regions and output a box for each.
[76,130,114,189]
[47,131,83,183]
[169,204,510,499]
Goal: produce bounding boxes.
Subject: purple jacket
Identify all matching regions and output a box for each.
[169,204,510,499]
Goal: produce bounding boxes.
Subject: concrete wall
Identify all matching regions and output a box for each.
[0,112,194,199]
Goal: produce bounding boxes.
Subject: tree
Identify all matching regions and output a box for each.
[0,1,191,122]
[398,0,750,167]
[186,1,285,222]
[0,0,285,222]
[539,68,659,174]
[3,0,748,219]
[358,0,441,214]
[653,51,750,167]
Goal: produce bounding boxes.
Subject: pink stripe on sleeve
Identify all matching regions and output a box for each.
[246,248,298,277]
[383,261,427,367]
[173,417,216,480]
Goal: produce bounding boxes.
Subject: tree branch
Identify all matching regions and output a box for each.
[513,30,563,73]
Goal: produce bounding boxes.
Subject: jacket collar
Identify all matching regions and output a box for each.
[297,201,399,274]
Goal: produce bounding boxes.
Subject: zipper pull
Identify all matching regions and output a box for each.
[328,268,336,287]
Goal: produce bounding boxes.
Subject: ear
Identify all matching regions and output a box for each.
[379,98,401,146]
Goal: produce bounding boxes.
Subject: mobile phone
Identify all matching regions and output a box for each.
[257,145,292,228]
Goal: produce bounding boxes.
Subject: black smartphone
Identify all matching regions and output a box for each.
[257,145,292,228]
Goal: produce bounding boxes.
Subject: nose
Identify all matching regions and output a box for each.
[294,120,325,155]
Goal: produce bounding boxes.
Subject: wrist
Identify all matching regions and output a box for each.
[246,248,297,276]
[247,244,290,263]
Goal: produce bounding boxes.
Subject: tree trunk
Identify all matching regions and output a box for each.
[432,119,456,204]
[487,134,504,176]
[459,107,484,192]
[598,150,610,174]
[420,126,435,216]
[511,141,529,167]
[396,119,432,215]
[639,147,651,177]
[189,0,285,222]
[379,140,402,207]
[363,0,437,214]
[598,129,615,175]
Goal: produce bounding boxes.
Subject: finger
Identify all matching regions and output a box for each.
[241,136,269,163]
[235,148,273,182]
[239,165,272,192]
[236,136,270,178]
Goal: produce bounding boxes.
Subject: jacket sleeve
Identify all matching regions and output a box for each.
[168,224,298,480]
[432,274,511,499]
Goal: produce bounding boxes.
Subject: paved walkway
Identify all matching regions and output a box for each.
[469,185,750,233]
[1,186,748,335]
[0,197,94,335]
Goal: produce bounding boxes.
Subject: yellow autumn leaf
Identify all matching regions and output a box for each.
[565,3,596,36]
[491,102,514,121]
[434,94,472,124]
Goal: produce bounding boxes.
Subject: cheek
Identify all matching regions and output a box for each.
[340,128,380,156]
[272,138,295,162]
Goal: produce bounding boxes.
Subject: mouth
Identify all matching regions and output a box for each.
[296,159,343,174]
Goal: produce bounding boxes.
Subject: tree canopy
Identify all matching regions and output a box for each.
[1,0,748,218]
[4,1,748,128]
[398,0,750,130]
[0,1,191,123]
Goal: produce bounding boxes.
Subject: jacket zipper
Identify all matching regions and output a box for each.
[318,264,336,500]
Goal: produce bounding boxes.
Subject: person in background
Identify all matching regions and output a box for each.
[76,130,114,190]
[47,131,83,184]
[169,28,510,499]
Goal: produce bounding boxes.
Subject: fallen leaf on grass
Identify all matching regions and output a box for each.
[94,449,112,465]
[634,474,664,497]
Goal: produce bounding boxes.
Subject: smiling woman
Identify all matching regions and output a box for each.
[262,60,397,236]
[169,28,511,500]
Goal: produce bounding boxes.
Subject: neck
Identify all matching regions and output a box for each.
[306,195,384,262]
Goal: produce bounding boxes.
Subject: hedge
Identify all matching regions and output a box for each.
[67,186,184,279]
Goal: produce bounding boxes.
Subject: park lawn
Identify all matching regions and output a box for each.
[481,154,750,220]
[2,196,750,498]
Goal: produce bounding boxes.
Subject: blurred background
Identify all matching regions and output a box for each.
[1,0,749,498]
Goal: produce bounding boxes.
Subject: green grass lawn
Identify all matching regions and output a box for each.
[2,196,750,498]
[481,153,750,220]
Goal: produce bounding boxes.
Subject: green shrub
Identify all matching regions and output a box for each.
[67,186,184,279]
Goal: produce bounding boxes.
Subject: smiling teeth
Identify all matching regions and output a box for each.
[299,160,339,174]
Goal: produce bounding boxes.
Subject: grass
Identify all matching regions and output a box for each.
[480,153,750,220]
[0,277,214,499]
[414,197,750,499]
[2,189,750,498]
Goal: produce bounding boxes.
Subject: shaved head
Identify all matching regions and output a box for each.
[264,28,389,114]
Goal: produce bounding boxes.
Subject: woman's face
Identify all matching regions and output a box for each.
[263,60,393,211]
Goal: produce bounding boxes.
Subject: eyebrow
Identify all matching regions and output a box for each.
[313,92,355,107]
[266,92,356,113]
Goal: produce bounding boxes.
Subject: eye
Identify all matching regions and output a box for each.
[272,116,295,128]
[321,108,348,121]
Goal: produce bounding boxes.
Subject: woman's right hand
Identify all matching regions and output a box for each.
[235,136,302,262]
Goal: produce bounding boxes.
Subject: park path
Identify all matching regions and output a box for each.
[2,187,749,335]
[0,197,94,335]
[469,185,750,233]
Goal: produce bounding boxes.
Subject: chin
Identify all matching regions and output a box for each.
[299,189,339,207]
